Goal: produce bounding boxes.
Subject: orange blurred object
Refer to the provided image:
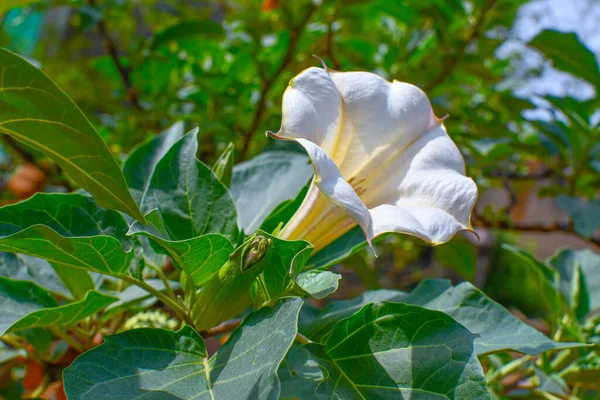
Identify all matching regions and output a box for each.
[22,359,45,393]
[41,381,67,400]
[6,163,47,200]
[261,0,280,12]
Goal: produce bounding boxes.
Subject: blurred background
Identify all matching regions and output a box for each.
[0,0,599,318]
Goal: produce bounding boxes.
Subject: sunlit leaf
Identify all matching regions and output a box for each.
[131,128,239,243]
[305,302,489,399]
[6,290,117,334]
[0,48,145,221]
[64,297,303,400]
[303,279,586,355]
[0,193,133,275]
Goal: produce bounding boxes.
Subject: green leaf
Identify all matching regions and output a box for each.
[51,263,97,300]
[433,234,476,281]
[279,344,323,400]
[308,226,367,269]
[0,276,57,336]
[0,48,144,221]
[549,248,600,314]
[131,128,239,243]
[529,30,600,87]
[0,251,70,298]
[7,290,117,334]
[0,193,133,275]
[129,213,233,288]
[212,142,235,187]
[64,297,303,400]
[250,231,339,307]
[305,302,489,399]
[303,279,586,355]
[231,151,313,234]
[556,196,600,238]
[149,20,225,50]
[122,121,185,205]
[485,244,564,320]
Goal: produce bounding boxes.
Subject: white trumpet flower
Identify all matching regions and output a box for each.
[268,66,478,253]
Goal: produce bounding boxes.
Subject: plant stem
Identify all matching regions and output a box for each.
[295,332,312,345]
[147,263,177,301]
[49,326,85,353]
[201,318,243,338]
[487,355,533,384]
[119,274,192,325]
[238,4,317,160]
[70,325,94,348]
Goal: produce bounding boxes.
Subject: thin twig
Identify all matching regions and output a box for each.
[423,0,497,91]
[202,318,243,338]
[88,0,142,111]
[238,5,317,160]
[474,214,600,247]
[49,326,86,353]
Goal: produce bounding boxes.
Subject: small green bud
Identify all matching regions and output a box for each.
[242,235,271,270]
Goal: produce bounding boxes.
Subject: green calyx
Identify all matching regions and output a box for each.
[191,232,273,331]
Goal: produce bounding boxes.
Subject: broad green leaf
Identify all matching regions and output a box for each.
[131,128,238,243]
[549,248,600,312]
[529,30,600,87]
[250,231,339,307]
[7,290,117,334]
[212,142,235,187]
[0,48,144,221]
[0,193,133,275]
[231,151,313,233]
[0,251,70,298]
[0,276,57,336]
[64,297,303,400]
[279,344,323,400]
[149,20,225,50]
[129,214,233,288]
[303,279,586,355]
[122,121,185,205]
[485,244,564,320]
[309,226,367,269]
[51,263,97,300]
[102,279,176,320]
[556,196,600,238]
[433,234,476,281]
[305,302,489,399]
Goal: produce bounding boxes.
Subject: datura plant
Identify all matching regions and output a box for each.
[0,49,591,400]
[269,66,478,252]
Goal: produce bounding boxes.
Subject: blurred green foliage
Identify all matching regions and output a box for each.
[0,0,599,397]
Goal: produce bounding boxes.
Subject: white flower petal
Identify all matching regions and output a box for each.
[278,67,342,152]
[369,204,470,245]
[329,71,437,177]
[295,138,373,248]
[273,66,478,252]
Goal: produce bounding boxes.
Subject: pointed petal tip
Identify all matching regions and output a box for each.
[312,55,328,70]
